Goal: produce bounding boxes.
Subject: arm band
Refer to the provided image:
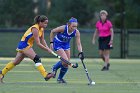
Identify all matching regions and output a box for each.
[50,42,54,44]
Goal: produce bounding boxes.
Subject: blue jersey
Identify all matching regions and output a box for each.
[55,25,76,43]
[53,25,76,51]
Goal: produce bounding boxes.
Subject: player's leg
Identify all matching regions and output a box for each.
[101,50,110,71]
[99,50,106,71]
[56,49,69,83]
[99,50,105,62]
[58,49,70,83]
[23,48,54,81]
[52,61,62,78]
[104,50,110,70]
[98,37,105,62]
[51,40,62,78]
[0,52,25,83]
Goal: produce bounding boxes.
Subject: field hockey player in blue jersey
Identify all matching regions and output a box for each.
[50,17,84,83]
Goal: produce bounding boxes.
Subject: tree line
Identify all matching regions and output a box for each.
[0,0,139,29]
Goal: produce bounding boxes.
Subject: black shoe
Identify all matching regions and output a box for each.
[101,66,108,71]
[107,63,110,70]
[44,73,54,81]
[57,79,67,84]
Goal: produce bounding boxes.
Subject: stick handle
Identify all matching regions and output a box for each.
[51,51,73,67]
[51,51,60,58]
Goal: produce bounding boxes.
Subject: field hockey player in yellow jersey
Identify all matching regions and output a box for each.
[0,15,55,83]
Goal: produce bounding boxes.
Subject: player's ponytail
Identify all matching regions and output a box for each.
[34,15,48,24]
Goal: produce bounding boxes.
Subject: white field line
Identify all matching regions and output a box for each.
[6,80,140,84]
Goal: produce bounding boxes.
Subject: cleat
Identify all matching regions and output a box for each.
[101,66,108,71]
[57,79,67,84]
[44,73,54,81]
[0,70,4,83]
[107,63,110,70]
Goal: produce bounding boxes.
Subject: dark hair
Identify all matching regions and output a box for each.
[34,15,48,23]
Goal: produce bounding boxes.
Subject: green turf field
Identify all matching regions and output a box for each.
[0,58,140,93]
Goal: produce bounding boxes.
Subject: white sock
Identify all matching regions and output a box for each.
[104,62,107,67]
[35,63,42,66]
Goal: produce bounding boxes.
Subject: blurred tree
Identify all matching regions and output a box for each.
[109,0,140,28]
[48,0,95,28]
[63,0,95,26]
[38,0,47,15]
[0,0,140,28]
[125,0,140,28]
[0,0,35,28]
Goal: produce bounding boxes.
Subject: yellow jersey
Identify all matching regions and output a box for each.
[16,24,44,52]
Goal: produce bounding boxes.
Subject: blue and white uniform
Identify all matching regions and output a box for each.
[53,24,76,51]
[52,17,78,82]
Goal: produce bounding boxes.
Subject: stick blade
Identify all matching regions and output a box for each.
[88,81,95,86]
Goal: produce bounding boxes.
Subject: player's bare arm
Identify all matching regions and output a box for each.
[92,29,98,44]
[76,30,83,52]
[109,28,114,44]
[32,27,52,53]
[50,25,65,42]
[40,29,50,49]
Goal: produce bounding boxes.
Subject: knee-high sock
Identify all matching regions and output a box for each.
[52,61,62,71]
[2,61,15,75]
[58,65,68,80]
[35,63,48,78]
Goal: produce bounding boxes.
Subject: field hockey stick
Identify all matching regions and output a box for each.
[80,59,95,85]
[51,51,78,68]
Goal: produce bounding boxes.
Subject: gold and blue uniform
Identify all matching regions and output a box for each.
[16,24,44,52]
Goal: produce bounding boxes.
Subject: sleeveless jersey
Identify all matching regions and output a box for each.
[17,24,44,51]
[54,25,76,43]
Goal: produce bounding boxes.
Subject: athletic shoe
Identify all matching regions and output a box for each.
[44,73,55,81]
[107,63,110,70]
[0,70,4,83]
[101,66,108,71]
[57,79,67,84]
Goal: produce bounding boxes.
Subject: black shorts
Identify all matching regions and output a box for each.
[98,35,113,50]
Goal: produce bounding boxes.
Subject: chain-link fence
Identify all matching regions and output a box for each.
[0,29,140,58]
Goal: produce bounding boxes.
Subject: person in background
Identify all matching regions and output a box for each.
[0,15,56,83]
[92,10,114,71]
[50,17,84,83]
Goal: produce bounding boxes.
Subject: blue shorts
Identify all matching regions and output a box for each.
[16,41,31,52]
[53,38,70,51]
